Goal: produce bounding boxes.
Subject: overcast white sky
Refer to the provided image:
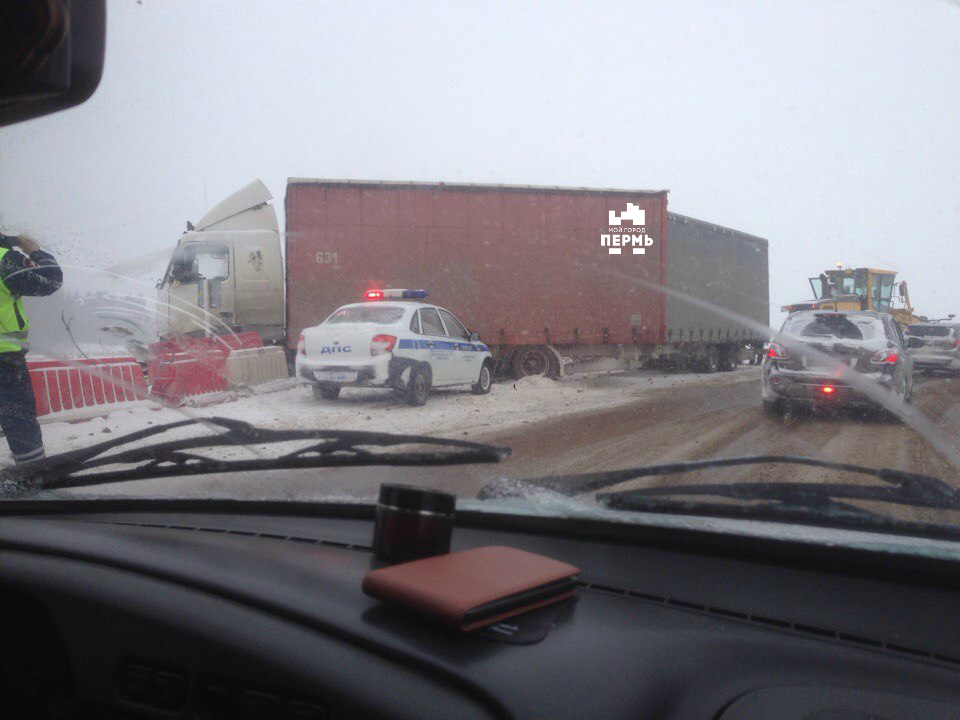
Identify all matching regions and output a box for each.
[1,0,958,322]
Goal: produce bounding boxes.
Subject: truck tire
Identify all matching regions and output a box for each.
[698,345,719,374]
[406,366,431,406]
[312,384,341,401]
[513,346,560,380]
[472,361,493,395]
[718,345,737,372]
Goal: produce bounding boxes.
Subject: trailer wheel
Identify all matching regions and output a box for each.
[513,346,560,380]
[718,345,737,372]
[698,345,719,374]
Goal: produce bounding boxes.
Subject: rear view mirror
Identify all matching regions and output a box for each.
[0,1,106,127]
[907,336,923,349]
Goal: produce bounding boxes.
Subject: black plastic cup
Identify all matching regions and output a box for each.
[373,483,456,563]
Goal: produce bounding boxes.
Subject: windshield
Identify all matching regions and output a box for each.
[325,307,406,325]
[875,274,895,313]
[2,1,960,545]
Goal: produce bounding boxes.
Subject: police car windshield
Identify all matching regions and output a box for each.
[325,307,405,325]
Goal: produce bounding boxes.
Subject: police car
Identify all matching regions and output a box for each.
[295,289,494,406]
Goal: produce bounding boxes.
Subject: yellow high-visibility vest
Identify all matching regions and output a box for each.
[0,247,29,353]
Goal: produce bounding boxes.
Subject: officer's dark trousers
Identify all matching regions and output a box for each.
[0,350,44,463]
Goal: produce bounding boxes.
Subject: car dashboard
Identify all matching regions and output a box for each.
[1,500,960,719]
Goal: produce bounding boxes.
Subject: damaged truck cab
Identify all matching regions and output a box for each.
[157,180,285,343]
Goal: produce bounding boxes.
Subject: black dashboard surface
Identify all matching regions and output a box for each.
[1,505,960,719]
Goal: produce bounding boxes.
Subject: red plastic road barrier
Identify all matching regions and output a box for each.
[28,357,149,418]
[147,332,263,404]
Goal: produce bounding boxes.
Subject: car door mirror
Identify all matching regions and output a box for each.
[907,336,923,349]
[469,331,480,342]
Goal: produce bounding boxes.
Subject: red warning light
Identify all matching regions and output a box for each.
[364,290,384,301]
[821,386,835,394]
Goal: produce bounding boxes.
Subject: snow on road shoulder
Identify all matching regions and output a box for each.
[1,367,760,462]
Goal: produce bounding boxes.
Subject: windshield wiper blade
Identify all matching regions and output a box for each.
[485,455,954,503]
[1,416,511,492]
[473,455,960,534]
[476,455,957,517]
[589,456,959,515]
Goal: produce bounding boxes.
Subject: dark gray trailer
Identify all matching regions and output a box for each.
[653,211,769,371]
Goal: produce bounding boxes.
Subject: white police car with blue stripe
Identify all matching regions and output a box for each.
[295,289,494,406]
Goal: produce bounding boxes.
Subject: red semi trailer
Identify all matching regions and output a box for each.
[285,179,768,376]
[159,179,769,377]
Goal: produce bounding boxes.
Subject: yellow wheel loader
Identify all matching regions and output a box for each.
[781,266,920,326]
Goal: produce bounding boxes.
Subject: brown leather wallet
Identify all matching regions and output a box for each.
[362,546,580,631]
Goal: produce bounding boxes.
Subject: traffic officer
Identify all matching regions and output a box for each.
[0,232,63,464]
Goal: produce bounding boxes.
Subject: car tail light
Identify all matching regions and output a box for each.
[821,386,835,394]
[871,350,899,364]
[953,338,960,348]
[297,334,305,355]
[370,334,397,355]
[767,342,789,360]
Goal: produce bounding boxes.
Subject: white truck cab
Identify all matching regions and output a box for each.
[156,180,285,342]
[295,290,493,405]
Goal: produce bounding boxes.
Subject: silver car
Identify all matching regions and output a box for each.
[761,311,916,415]
[904,322,960,375]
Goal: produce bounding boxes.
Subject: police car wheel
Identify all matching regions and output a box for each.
[406,367,431,406]
[312,384,341,401]
[472,362,493,395]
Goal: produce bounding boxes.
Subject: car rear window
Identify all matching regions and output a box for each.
[783,313,883,341]
[324,306,405,324]
[905,325,952,337]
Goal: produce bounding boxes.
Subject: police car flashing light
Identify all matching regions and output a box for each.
[364,288,429,301]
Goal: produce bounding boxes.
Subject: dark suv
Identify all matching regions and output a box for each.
[761,311,916,415]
